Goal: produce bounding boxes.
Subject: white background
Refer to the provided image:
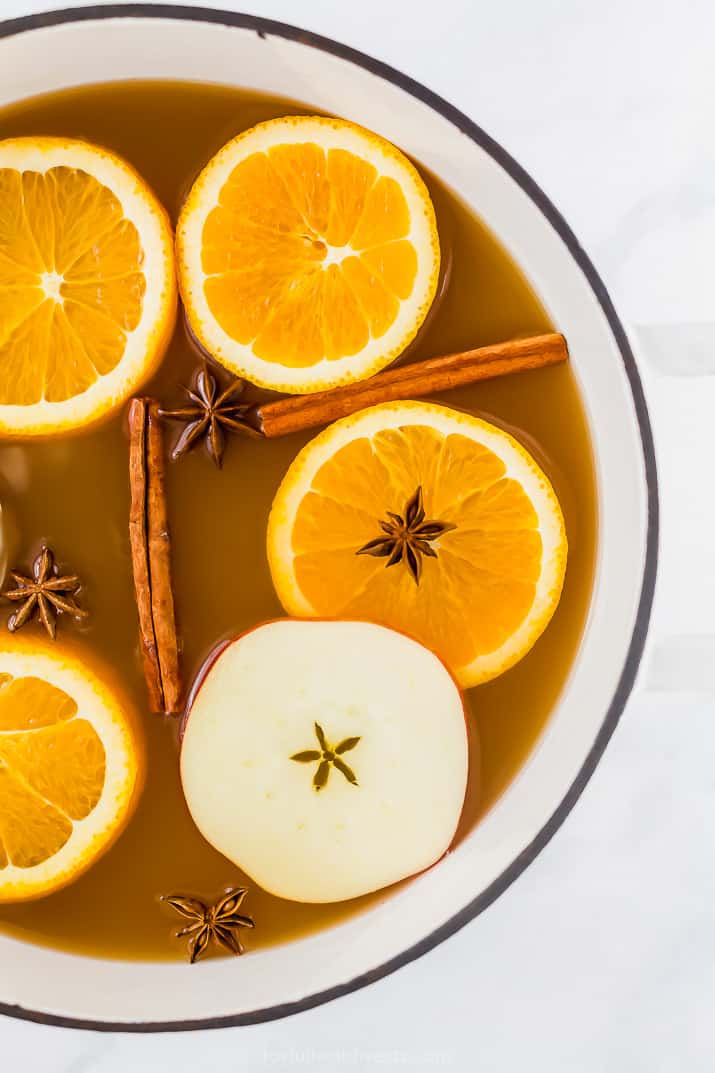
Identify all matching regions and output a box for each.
[0,0,713,1069]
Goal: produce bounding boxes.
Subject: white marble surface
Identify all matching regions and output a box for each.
[0,0,712,1068]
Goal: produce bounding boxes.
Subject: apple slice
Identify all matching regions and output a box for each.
[181,619,468,903]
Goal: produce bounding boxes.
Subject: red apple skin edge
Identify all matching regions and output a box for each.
[179,617,474,875]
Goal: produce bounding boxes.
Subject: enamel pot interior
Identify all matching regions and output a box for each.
[0,7,657,1031]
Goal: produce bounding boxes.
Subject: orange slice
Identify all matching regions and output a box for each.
[0,137,177,436]
[176,116,440,393]
[0,638,143,902]
[268,401,567,687]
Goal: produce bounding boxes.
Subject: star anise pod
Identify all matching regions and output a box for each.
[356,486,456,584]
[0,546,88,640]
[158,365,258,468]
[290,721,361,791]
[161,887,254,963]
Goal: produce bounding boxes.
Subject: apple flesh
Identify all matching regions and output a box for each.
[181,619,468,903]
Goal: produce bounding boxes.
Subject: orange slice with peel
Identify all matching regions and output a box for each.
[176,116,440,393]
[268,401,567,687]
[0,136,176,436]
[0,638,143,903]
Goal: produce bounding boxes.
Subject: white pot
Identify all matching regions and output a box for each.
[0,5,660,1032]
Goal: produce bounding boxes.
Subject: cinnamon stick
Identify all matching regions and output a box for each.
[249,332,567,439]
[128,399,163,713]
[146,402,182,715]
[128,398,182,715]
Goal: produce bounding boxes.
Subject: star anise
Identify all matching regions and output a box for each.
[0,546,88,640]
[161,887,254,963]
[290,721,361,791]
[356,486,456,585]
[158,365,258,468]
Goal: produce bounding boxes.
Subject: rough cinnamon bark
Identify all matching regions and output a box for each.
[128,399,163,713]
[128,398,182,715]
[146,402,182,715]
[249,333,568,438]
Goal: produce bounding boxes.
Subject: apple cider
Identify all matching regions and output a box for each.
[0,81,596,959]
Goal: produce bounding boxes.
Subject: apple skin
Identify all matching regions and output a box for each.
[180,618,470,903]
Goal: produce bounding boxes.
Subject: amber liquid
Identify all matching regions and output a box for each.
[0,82,596,960]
